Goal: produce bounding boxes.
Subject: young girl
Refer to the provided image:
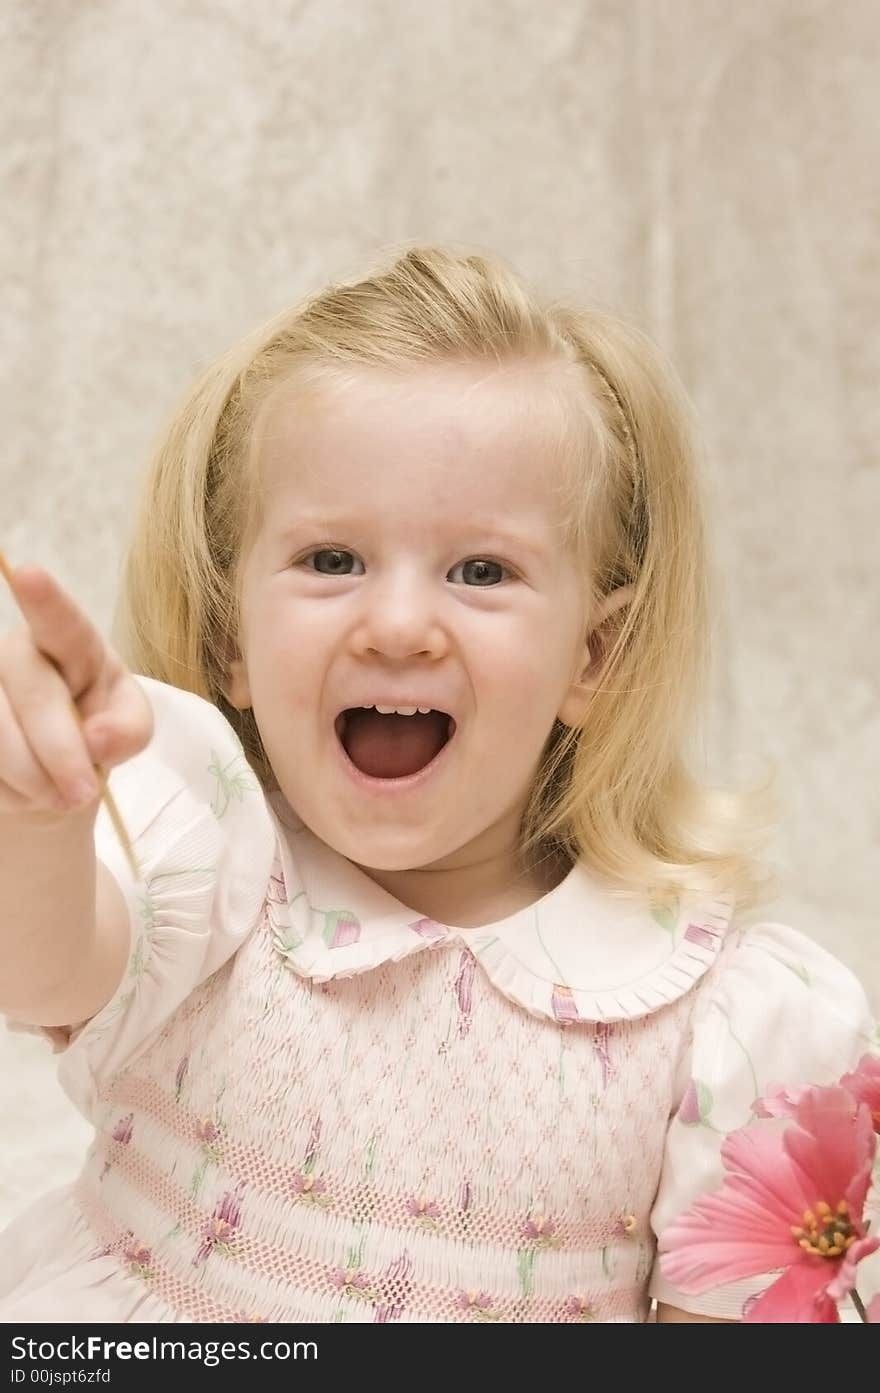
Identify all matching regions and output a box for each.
[0,246,874,1324]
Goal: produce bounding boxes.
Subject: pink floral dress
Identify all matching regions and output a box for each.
[0,679,874,1322]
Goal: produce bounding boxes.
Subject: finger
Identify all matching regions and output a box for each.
[79,673,154,769]
[0,651,102,807]
[0,780,68,815]
[0,681,78,810]
[3,566,108,701]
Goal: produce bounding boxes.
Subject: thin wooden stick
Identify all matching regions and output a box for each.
[0,550,140,881]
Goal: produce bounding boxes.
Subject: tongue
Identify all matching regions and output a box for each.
[343,709,449,779]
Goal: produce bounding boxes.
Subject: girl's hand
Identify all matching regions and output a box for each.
[0,564,153,816]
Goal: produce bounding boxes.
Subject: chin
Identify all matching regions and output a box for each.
[343,844,444,873]
[329,831,461,874]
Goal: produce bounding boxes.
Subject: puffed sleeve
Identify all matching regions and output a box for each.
[42,676,276,1116]
[648,920,877,1319]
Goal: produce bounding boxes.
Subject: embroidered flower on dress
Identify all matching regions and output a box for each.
[331,1267,379,1302]
[292,1172,329,1205]
[565,1295,596,1321]
[457,1289,499,1321]
[406,1195,441,1227]
[521,1214,557,1246]
[193,1116,224,1168]
[123,1240,152,1277]
[193,1183,244,1266]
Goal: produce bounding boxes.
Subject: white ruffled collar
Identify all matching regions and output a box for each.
[266,794,735,1024]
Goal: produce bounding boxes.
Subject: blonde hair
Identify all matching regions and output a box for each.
[116,244,775,909]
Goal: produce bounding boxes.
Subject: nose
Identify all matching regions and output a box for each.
[349,564,450,661]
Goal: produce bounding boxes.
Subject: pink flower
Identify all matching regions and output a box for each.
[751,1082,810,1120]
[457,1289,494,1313]
[195,1118,220,1145]
[193,1183,244,1266]
[407,1195,441,1221]
[522,1214,556,1243]
[659,1085,879,1322]
[292,1172,327,1199]
[753,1056,880,1130]
[565,1294,595,1320]
[840,1054,880,1133]
[331,1266,378,1301]
[123,1240,152,1273]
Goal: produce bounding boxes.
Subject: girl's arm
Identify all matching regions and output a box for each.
[0,564,152,1026]
[0,806,131,1027]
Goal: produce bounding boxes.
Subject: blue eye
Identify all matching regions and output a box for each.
[307,549,364,576]
[448,558,507,586]
[300,550,509,585]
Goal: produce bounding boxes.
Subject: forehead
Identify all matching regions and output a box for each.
[254,359,583,514]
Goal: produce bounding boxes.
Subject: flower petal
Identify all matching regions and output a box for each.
[839,1054,880,1124]
[743,1261,840,1323]
[824,1235,880,1303]
[784,1089,876,1220]
[658,1182,801,1290]
[720,1125,816,1219]
[660,1083,879,1296]
[751,1083,807,1120]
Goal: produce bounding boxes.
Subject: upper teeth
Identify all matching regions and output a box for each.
[365,704,432,716]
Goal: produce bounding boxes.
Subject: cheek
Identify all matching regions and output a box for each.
[244,621,302,698]
[480,616,580,720]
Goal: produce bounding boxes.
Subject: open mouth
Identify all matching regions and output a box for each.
[334,708,456,780]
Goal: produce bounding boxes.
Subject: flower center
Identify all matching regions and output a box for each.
[791,1200,856,1258]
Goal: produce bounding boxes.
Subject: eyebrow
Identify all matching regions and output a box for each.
[275,514,551,560]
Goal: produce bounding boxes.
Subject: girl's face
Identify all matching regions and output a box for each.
[228,361,609,876]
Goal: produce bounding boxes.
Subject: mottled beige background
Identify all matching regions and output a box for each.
[1,0,877,1233]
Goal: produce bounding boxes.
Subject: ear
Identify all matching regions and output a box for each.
[557,585,633,728]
